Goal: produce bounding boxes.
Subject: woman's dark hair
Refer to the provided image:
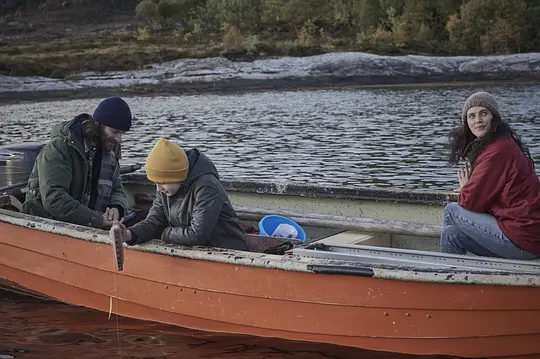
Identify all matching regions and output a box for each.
[447,112,533,170]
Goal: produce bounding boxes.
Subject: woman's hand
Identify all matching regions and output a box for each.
[458,162,471,188]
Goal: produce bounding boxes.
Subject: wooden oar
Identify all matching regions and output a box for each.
[0,163,142,194]
[0,182,27,194]
[119,163,142,174]
[235,206,442,238]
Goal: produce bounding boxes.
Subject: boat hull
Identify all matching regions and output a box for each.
[1,220,539,359]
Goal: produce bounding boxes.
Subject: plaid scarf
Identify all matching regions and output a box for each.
[93,150,117,213]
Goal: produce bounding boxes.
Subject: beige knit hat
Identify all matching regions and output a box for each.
[461,91,501,124]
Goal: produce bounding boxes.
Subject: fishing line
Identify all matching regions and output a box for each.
[109,240,123,358]
[113,269,122,357]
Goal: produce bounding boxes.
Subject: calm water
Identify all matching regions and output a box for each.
[0,290,452,359]
[1,84,540,191]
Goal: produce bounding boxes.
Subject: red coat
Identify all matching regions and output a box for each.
[459,134,540,255]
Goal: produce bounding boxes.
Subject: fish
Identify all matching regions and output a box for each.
[109,221,124,271]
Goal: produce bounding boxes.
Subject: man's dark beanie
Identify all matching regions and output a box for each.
[93,97,132,132]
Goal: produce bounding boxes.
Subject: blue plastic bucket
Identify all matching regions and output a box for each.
[258,215,307,243]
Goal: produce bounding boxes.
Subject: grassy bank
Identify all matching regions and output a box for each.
[0,30,337,78]
[2,0,540,79]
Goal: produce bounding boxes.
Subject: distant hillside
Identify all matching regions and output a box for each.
[2,0,540,79]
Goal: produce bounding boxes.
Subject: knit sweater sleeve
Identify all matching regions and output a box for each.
[458,143,511,213]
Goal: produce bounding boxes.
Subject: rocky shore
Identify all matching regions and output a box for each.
[1,51,539,103]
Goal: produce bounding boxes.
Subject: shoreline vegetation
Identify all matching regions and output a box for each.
[2,0,540,78]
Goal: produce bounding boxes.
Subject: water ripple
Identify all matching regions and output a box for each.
[1,84,539,191]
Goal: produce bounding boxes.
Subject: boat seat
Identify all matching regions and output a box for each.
[316,230,391,246]
[314,230,441,252]
[0,194,23,211]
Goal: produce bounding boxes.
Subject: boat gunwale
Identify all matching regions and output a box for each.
[121,173,458,206]
[1,209,539,287]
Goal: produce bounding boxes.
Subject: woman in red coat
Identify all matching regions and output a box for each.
[441,91,540,259]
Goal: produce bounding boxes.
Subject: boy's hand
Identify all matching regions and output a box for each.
[115,219,133,243]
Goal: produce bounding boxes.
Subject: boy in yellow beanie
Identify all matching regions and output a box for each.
[118,138,251,251]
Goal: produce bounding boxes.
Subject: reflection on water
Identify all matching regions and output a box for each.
[1,84,539,191]
[0,289,453,359]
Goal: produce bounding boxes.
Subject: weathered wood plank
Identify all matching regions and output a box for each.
[236,207,442,237]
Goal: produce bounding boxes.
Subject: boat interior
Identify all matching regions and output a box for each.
[0,142,440,253]
[1,174,439,249]
[124,188,441,251]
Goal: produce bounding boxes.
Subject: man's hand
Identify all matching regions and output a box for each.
[102,207,121,229]
[107,207,120,221]
[101,207,121,229]
[102,212,114,229]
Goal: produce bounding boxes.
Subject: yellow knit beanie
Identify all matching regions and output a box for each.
[145,138,189,183]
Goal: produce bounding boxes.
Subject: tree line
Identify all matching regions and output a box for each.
[133,0,540,56]
[3,0,540,56]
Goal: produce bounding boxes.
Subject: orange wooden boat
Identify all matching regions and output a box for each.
[0,141,539,359]
[1,182,539,359]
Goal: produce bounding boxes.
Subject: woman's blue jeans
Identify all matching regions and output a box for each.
[440,203,538,260]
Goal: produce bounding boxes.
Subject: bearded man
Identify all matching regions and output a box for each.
[22,97,133,229]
